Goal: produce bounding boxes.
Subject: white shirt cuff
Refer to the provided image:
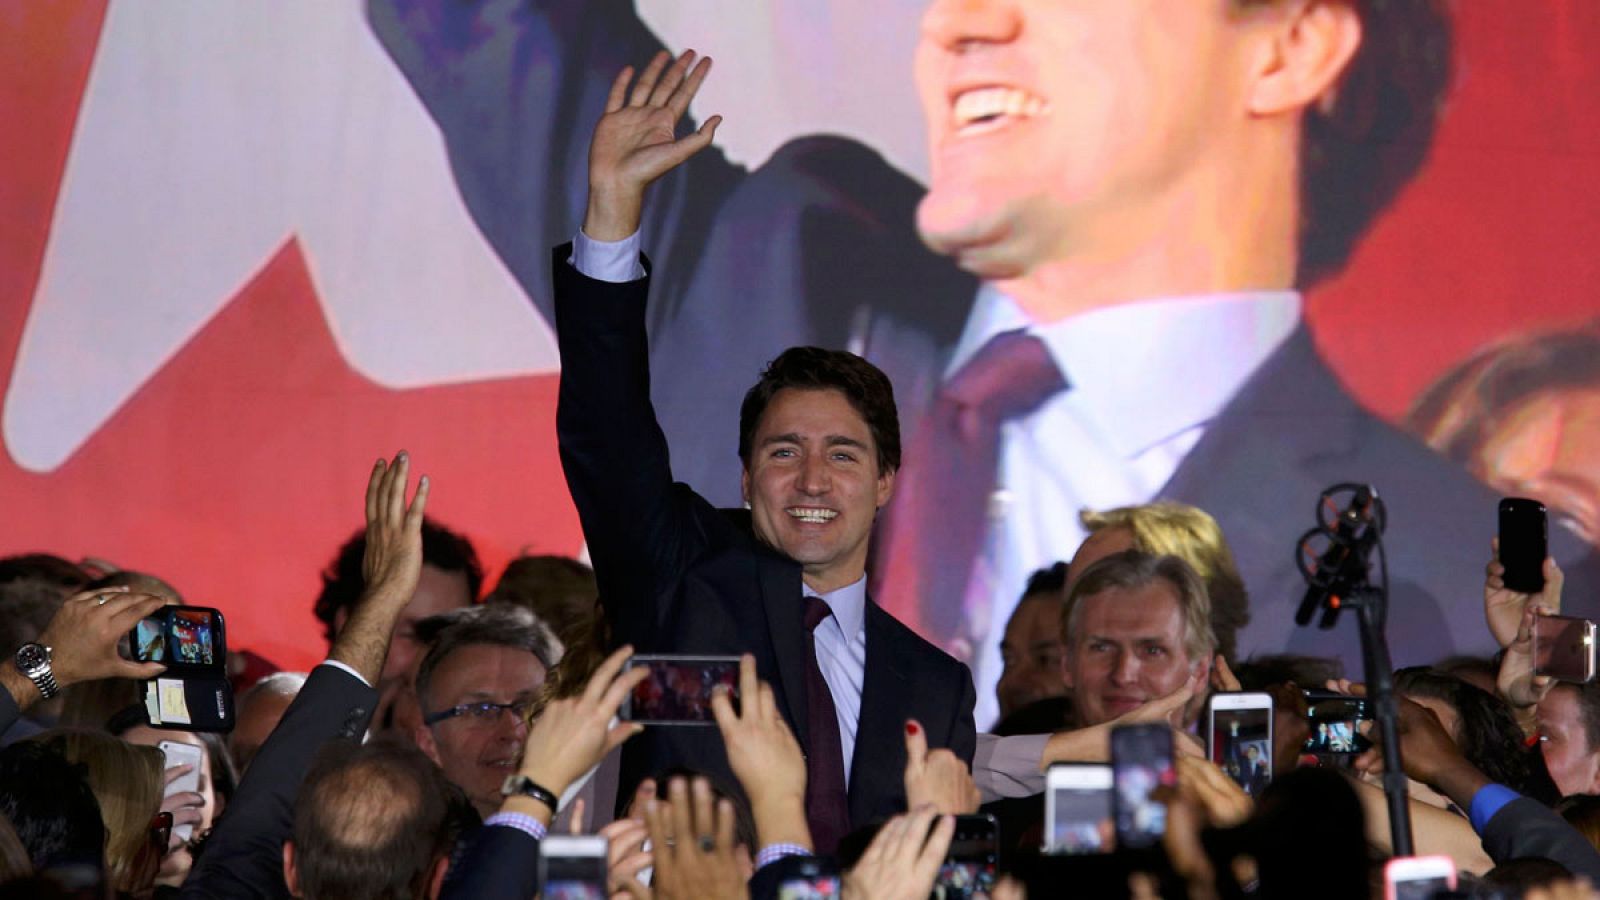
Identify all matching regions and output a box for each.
[572,229,645,282]
[317,659,371,688]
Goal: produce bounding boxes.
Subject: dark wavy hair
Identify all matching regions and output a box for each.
[738,346,901,474]
[312,518,483,644]
[1240,0,1455,287]
[1395,667,1560,805]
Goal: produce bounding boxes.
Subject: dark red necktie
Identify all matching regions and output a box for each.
[876,330,1067,650]
[802,595,850,854]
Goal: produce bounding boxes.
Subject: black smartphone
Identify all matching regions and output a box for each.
[1110,723,1175,850]
[620,654,740,725]
[933,814,999,900]
[130,605,227,672]
[538,835,608,900]
[1499,497,1548,594]
[1302,690,1374,756]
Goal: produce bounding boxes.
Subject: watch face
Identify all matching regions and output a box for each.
[501,774,524,797]
[15,643,48,672]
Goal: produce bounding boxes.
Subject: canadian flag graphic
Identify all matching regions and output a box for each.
[1,2,581,669]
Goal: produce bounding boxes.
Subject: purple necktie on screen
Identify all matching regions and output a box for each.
[877,329,1067,651]
[803,595,851,854]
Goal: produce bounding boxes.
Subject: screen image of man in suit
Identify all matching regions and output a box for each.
[373,0,1596,728]
[553,54,974,852]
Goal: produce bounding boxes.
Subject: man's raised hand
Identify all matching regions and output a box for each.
[361,452,429,605]
[584,50,722,241]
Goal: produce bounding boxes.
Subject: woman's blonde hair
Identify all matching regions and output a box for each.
[35,728,164,891]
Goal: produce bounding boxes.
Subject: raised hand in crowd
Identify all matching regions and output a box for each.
[710,654,811,852]
[156,761,207,885]
[600,812,654,900]
[842,806,954,900]
[1485,538,1563,649]
[328,452,431,685]
[507,644,648,824]
[0,584,168,712]
[584,50,721,241]
[645,777,749,900]
[1500,604,1558,737]
[903,719,980,815]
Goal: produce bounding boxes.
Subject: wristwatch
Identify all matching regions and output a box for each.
[500,774,559,811]
[14,642,59,700]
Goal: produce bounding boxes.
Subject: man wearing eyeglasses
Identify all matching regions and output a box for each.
[412,604,562,817]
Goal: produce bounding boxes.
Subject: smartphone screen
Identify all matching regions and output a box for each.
[132,607,225,670]
[934,815,999,900]
[1534,615,1596,683]
[1111,724,1175,850]
[1303,692,1373,756]
[539,836,608,900]
[1209,694,1273,798]
[1044,764,1112,854]
[621,655,740,724]
[777,857,841,900]
[1499,497,1548,594]
[777,876,841,900]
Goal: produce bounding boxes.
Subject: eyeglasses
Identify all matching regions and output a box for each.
[422,698,536,727]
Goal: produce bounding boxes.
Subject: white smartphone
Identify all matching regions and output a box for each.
[158,739,205,843]
[1207,692,1274,798]
[539,834,609,898]
[1043,763,1113,855]
[1383,855,1457,900]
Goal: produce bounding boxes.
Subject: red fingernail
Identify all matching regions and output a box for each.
[905,721,919,735]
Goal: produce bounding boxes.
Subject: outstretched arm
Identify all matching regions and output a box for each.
[554,57,723,637]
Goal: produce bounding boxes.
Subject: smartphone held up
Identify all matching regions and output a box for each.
[128,605,235,733]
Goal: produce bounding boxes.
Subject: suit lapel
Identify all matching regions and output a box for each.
[1162,326,1361,535]
[755,548,811,749]
[848,599,912,825]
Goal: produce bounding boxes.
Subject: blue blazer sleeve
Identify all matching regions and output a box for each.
[439,825,543,900]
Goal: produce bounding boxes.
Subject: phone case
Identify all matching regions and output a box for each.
[141,675,235,733]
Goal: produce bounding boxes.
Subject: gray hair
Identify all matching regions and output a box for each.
[1061,549,1216,663]
[414,605,562,713]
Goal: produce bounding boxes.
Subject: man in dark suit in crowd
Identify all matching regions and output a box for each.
[552,59,974,851]
[178,453,436,900]
[371,0,1595,701]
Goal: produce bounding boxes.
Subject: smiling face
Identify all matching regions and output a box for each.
[415,643,545,817]
[912,0,1261,280]
[1063,580,1203,727]
[742,388,895,594]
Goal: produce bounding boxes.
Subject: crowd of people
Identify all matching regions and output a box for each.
[7,15,1600,899]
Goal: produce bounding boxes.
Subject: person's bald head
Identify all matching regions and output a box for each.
[285,740,457,900]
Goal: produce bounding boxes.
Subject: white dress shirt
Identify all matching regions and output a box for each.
[954,284,1301,728]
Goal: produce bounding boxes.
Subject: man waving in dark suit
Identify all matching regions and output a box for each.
[553,54,975,853]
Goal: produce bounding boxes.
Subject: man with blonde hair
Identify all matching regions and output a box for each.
[1067,503,1249,665]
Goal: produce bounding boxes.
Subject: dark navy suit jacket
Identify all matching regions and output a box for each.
[553,246,976,826]
[372,0,1596,669]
